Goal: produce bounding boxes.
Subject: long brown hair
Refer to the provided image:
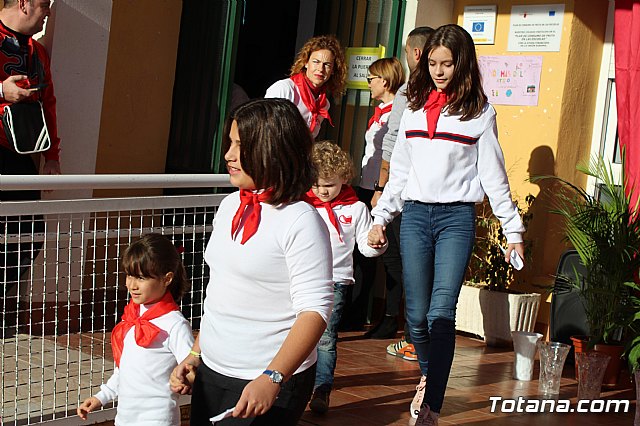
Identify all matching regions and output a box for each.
[122,233,190,302]
[222,99,316,205]
[407,24,487,120]
[289,35,347,95]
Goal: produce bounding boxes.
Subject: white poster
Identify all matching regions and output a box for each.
[508,4,565,52]
[463,5,497,45]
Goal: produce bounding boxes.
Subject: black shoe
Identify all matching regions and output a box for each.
[309,389,330,414]
[365,315,398,339]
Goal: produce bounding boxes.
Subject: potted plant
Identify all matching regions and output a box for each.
[456,195,542,346]
[541,154,640,386]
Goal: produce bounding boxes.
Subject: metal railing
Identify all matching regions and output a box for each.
[1,175,231,425]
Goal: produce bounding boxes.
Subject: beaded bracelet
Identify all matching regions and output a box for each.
[189,350,201,358]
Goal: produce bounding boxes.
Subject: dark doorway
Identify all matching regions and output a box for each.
[234,0,301,99]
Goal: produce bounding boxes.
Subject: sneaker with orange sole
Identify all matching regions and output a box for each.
[386,338,418,361]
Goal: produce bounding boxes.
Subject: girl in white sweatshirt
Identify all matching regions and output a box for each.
[369,24,525,425]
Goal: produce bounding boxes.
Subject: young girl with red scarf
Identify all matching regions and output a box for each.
[265,35,346,139]
[369,25,525,425]
[77,233,194,425]
[170,99,333,426]
[302,141,386,414]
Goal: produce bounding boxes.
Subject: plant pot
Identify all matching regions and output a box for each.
[456,285,541,347]
[570,335,590,379]
[594,343,624,388]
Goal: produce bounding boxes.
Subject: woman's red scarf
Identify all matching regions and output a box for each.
[368,103,393,130]
[423,90,448,139]
[111,292,179,367]
[303,185,359,242]
[231,189,274,244]
[290,72,333,133]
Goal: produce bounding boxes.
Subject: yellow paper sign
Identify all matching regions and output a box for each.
[345,45,386,90]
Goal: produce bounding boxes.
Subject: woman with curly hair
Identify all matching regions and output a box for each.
[265,35,346,139]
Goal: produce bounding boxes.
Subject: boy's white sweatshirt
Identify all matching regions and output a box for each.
[313,200,386,283]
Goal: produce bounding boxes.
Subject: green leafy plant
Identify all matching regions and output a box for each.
[541,155,640,346]
[623,281,640,372]
[466,194,534,292]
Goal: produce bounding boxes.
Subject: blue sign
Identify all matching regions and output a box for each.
[472,22,485,33]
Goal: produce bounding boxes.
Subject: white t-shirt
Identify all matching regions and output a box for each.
[264,78,331,139]
[199,192,334,379]
[313,199,386,283]
[95,307,194,426]
[360,100,393,190]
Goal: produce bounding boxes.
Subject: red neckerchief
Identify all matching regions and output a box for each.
[111,292,179,367]
[423,90,448,139]
[231,189,274,244]
[303,185,359,242]
[367,103,393,130]
[290,72,333,133]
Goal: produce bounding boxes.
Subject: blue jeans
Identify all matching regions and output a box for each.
[314,282,349,392]
[400,202,475,413]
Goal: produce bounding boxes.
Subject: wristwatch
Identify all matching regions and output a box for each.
[263,369,284,386]
[374,180,385,192]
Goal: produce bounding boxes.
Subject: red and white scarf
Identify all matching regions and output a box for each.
[423,90,448,139]
[111,292,179,367]
[231,189,273,244]
[304,185,359,243]
[290,72,333,134]
[367,103,393,130]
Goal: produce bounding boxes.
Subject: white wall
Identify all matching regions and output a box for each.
[39,0,113,200]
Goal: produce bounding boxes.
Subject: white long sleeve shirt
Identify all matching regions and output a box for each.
[372,102,525,243]
[360,100,393,190]
[95,308,194,426]
[313,200,386,284]
[264,78,330,139]
[199,192,334,379]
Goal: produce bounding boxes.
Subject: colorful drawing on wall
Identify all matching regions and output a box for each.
[478,55,543,106]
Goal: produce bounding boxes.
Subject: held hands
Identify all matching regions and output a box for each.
[368,224,386,248]
[2,75,34,103]
[233,374,280,418]
[77,396,102,420]
[170,359,198,395]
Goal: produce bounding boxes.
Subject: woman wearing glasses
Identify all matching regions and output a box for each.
[349,57,405,336]
[265,35,346,139]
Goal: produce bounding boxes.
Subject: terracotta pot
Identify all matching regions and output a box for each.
[594,343,624,388]
[570,335,590,380]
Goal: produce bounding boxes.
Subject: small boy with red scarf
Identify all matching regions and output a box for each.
[303,141,386,414]
[77,234,194,425]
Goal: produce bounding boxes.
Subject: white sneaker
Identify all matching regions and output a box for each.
[415,404,439,425]
[410,375,427,418]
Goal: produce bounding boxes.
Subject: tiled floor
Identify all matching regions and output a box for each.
[297,332,636,425]
[12,331,636,425]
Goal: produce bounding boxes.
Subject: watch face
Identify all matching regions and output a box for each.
[270,371,284,383]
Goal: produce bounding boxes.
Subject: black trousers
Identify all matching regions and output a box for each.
[1,147,44,304]
[189,362,316,426]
